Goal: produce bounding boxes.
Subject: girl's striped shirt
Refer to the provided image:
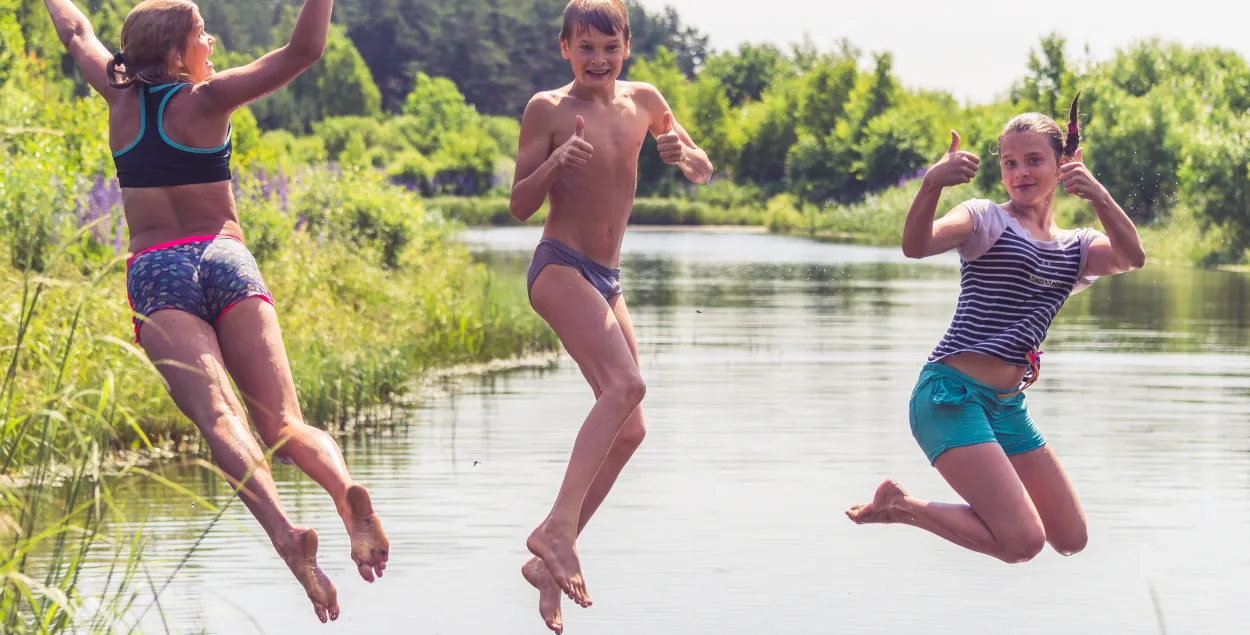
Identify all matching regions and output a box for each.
[929,199,1104,368]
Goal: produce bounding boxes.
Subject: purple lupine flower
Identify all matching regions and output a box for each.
[113,214,126,253]
[274,169,289,210]
[90,175,123,244]
[259,169,275,201]
[898,167,929,188]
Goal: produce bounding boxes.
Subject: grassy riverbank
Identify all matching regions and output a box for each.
[2,167,557,466]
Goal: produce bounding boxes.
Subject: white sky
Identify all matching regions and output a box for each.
[635,0,1250,105]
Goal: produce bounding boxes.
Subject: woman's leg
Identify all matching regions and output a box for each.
[847,442,1048,564]
[525,266,647,607]
[215,298,389,583]
[139,310,339,622]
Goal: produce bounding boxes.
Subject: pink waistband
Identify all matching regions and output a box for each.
[126,234,241,267]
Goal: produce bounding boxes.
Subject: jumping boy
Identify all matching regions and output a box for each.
[509,0,713,631]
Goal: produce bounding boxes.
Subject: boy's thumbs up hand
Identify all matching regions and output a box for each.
[656,111,684,165]
[554,115,594,170]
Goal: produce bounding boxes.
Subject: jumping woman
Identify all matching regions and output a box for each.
[41,0,387,622]
[846,96,1146,563]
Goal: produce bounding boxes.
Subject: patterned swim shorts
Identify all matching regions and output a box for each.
[125,235,273,342]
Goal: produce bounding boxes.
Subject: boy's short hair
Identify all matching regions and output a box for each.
[560,0,630,43]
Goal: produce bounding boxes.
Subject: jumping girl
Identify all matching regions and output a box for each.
[42,0,387,622]
[846,96,1146,563]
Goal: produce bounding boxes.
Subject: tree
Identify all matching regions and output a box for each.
[1012,33,1081,116]
[738,81,800,191]
[626,3,708,78]
[701,43,786,106]
[797,53,858,138]
[626,47,692,195]
[238,16,382,133]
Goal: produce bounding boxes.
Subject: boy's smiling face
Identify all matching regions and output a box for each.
[561,23,629,87]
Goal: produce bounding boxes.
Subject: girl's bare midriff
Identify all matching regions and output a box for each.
[939,351,1030,392]
[122,183,243,254]
[940,352,1030,392]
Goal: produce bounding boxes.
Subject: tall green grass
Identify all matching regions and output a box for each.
[1,230,156,633]
[0,249,279,632]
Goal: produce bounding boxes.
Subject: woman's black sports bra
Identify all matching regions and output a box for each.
[112,82,232,188]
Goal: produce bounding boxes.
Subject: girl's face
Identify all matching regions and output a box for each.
[999,131,1066,208]
[177,9,216,83]
[561,24,629,88]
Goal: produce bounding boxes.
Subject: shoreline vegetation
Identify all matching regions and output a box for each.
[430,186,1208,269]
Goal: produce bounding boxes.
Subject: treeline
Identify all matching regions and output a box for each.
[199,0,708,115]
[5,1,1250,264]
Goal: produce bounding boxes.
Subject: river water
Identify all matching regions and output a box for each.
[84,227,1250,634]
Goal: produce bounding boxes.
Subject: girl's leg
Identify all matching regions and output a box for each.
[215,298,389,582]
[1009,445,1088,555]
[847,442,1048,564]
[524,293,645,634]
[139,309,339,623]
[525,266,647,607]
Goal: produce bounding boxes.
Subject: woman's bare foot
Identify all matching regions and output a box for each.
[278,527,339,623]
[522,557,564,634]
[527,520,590,607]
[346,484,389,582]
[846,479,909,524]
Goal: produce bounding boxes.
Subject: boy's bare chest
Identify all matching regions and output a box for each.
[554,108,650,166]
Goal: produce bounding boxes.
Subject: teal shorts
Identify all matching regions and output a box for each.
[909,361,1046,465]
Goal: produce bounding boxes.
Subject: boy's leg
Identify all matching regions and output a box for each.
[525,294,644,633]
[526,266,646,607]
[575,293,646,528]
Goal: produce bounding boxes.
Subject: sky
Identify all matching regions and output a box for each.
[634,0,1250,105]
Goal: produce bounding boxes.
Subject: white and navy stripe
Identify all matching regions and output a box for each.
[929,220,1088,367]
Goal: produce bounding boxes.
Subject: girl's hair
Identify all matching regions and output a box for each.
[561,0,630,43]
[106,0,199,89]
[998,92,1082,161]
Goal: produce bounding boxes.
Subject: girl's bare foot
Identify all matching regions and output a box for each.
[278,527,339,623]
[522,557,564,634]
[846,479,909,524]
[346,484,389,582]
[527,520,590,607]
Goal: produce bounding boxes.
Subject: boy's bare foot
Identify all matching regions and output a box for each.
[278,527,339,623]
[527,520,590,607]
[846,479,909,524]
[346,484,389,582]
[522,557,564,634]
